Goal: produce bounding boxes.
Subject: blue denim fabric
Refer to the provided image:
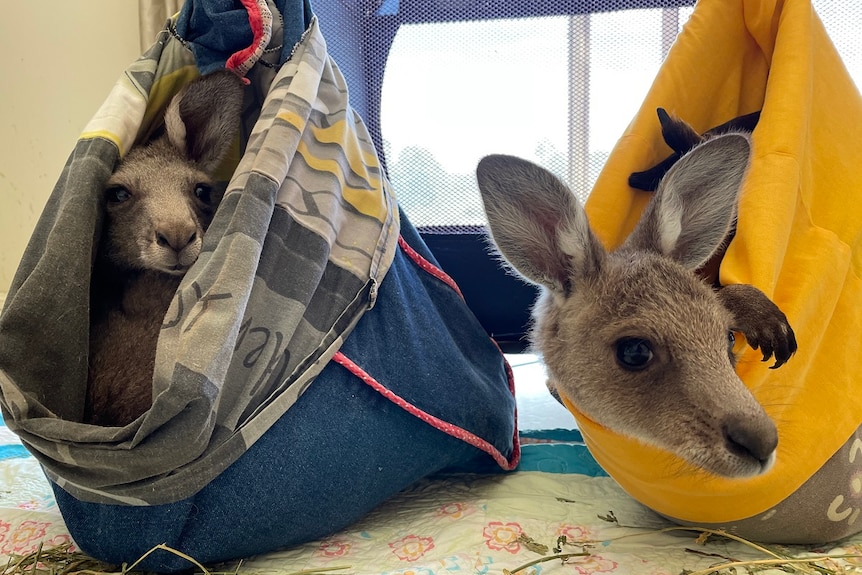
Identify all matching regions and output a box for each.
[52,215,516,572]
[175,0,313,73]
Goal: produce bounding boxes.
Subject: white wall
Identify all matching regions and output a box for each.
[0,2,141,304]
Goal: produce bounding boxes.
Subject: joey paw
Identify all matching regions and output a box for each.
[743,315,797,369]
[718,284,798,369]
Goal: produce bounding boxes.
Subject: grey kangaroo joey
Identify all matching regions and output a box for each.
[476,132,797,478]
[86,70,245,427]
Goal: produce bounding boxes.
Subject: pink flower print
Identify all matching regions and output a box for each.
[482,521,523,553]
[567,554,618,574]
[45,534,75,552]
[0,520,11,542]
[558,524,595,543]
[0,520,50,555]
[437,502,476,520]
[389,534,435,562]
[317,539,352,558]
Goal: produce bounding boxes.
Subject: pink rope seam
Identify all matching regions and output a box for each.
[332,350,519,470]
[225,0,273,79]
[330,235,522,470]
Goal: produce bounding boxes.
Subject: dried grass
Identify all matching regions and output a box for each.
[5,524,862,575]
[1,542,350,575]
[504,525,862,575]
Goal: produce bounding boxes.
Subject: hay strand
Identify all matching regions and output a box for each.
[503,527,862,575]
[0,542,351,575]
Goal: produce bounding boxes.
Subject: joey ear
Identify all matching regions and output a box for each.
[476,154,605,293]
[164,70,245,174]
[624,132,751,270]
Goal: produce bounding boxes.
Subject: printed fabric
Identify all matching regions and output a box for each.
[0,6,401,504]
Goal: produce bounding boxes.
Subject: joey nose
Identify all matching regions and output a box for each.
[722,413,778,465]
[156,229,198,253]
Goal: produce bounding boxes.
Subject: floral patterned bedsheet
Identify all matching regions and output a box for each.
[0,423,72,557]
[3,416,862,575]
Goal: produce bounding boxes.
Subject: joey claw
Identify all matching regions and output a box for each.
[717,284,797,370]
[760,342,775,364]
[767,321,797,369]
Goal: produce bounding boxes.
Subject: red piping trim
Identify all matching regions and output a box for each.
[327,235,522,470]
[496,339,520,445]
[397,235,464,299]
[333,351,519,470]
[226,0,266,77]
[398,235,519,436]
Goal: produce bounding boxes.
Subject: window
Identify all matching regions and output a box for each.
[382,7,693,227]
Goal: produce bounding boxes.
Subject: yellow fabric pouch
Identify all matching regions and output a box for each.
[568,0,862,539]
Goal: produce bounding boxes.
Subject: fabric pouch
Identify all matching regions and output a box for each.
[0,1,517,570]
[567,0,862,543]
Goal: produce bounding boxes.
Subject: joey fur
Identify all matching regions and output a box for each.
[476,132,797,478]
[86,71,244,427]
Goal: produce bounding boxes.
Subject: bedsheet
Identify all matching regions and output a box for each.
[3,420,862,574]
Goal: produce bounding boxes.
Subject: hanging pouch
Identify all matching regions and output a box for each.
[0,1,517,570]
[566,0,862,543]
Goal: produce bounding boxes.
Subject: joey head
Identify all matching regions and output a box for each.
[86,70,245,427]
[476,132,797,478]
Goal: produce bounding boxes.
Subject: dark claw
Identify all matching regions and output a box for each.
[768,323,797,369]
[760,340,774,364]
[718,284,798,371]
[770,355,788,369]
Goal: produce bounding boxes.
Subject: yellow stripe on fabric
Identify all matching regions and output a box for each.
[307,118,381,167]
[276,110,306,132]
[78,130,123,151]
[297,140,386,220]
[280,110,382,175]
[294,128,388,222]
[279,110,382,173]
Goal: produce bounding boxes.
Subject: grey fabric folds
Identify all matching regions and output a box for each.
[0,16,399,505]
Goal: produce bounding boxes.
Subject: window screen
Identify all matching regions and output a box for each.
[372,0,862,231]
[381,6,694,229]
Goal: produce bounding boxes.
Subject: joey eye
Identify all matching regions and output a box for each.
[194,183,213,204]
[107,186,131,203]
[615,338,654,371]
[727,330,737,356]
